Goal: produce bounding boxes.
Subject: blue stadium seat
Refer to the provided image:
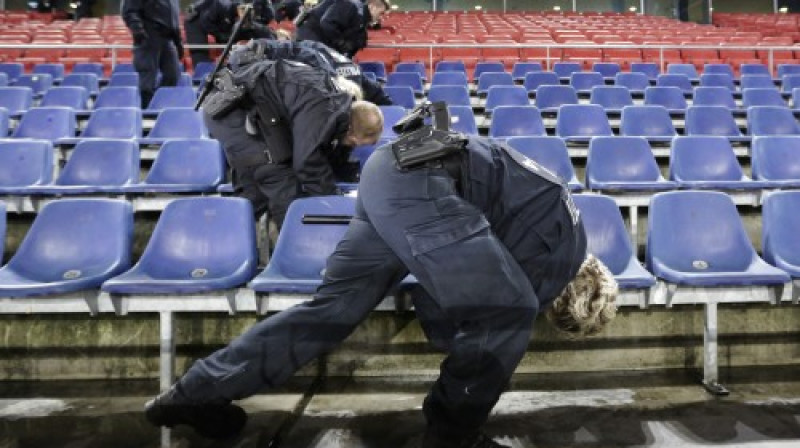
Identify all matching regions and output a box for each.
[586,136,676,191]
[666,63,699,81]
[552,61,581,79]
[0,198,134,297]
[58,107,143,144]
[792,88,800,110]
[747,106,800,136]
[108,72,139,87]
[0,201,5,264]
[684,105,748,141]
[192,61,215,84]
[71,62,105,79]
[476,71,513,96]
[741,88,786,108]
[26,139,140,195]
[386,72,424,96]
[781,74,800,93]
[700,73,736,91]
[762,191,800,281]
[102,197,257,294]
[447,105,479,135]
[703,63,735,79]
[383,86,416,109]
[523,71,559,92]
[176,72,193,87]
[556,104,613,142]
[0,108,7,137]
[39,86,89,110]
[630,62,660,81]
[110,63,135,75]
[359,61,386,81]
[32,63,65,83]
[11,106,76,142]
[61,73,100,96]
[488,105,545,139]
[739,63,770,77]
[394,62,427,82]
[431,70,468,87]
[505,136,583,191]
[534,84,579,112]
[511,61,542,81]
[0,73,6,87]
[751,136,800,188]
[777,64,800,78]
[363,72,377,82]
[589,86,633,112]
[572,194,655,289]
[692,86,737,109]
[139,108,208,144]
[569,71,604,93]
[739,75,778,90]
[0,62,23,83]
[14,73,53,97]
[646,190,789,287]
[123,139,224,193]
[473,62,505,82]
[93,86,141,109]
[145,86,197,112]
[643,86,688,112]
[0,140,53,194]
[249,196,354,294]
[614,72,650,93]
[484,85,530,115]
[426,85,471,106]
[656,74,693,94]
[435,60,466,74]
[592,62,621,79]
[378,105,407,140]
[669,136,767,189]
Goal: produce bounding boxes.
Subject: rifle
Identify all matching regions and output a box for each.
[194,2,255,110]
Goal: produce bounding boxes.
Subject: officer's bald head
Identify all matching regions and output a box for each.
[344,101,383,147]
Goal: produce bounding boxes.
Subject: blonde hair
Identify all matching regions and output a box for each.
[546,254,618,337]
[349,100,384,142]
[275,29,292,41]
[333,76,364,101]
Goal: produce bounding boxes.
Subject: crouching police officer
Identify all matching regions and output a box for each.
[184,0,277,69]
[201,57,383,227]
[143,102,619,447]
[228,38,393,105]
[295,0,390,58]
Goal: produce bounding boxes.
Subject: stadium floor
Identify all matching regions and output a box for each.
[1,367,799,448]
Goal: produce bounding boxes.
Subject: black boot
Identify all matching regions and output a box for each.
[144,384,247,439]
[422,429,510,448]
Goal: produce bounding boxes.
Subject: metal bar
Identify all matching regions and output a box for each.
[702,302,729,396]
[159,310,175,392]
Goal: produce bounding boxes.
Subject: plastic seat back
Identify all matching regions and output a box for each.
[476,71,513,95]
[72,62,105,78]
[553,61,581,78]
[0,201,5,264]
[383,86,416,109]
[534,84,579,110]
[386,72,424,95]
[656,74,693,93]
[747,106,800,136]
[394,62,427,82]
[141,139,225,188]
[145,108,208,140]
[473,62,505,81]
[0,108,7,137]
[592,62,621,78]
[146,86,197,111]
[32,63,65,82]
[489,105,545,138]
[590,86,633,110]
[108,72,139,87]
[15,74,53,96]
[556,104,613,139]
[523,71,559,92]
[751,136,800,183]
[703,63,735,78]
[666,63,699,80]
[512,61,543,81]
[93,86,140,109]
[0,87,33,115]
[570,71,604,92]
[0,199,133,295]
[435,60,466,74]
[742,88,786,108]
[762,191,800,276]
[740,75,777,90]
[359,61,387,81]
[685,105,743,137]
[740,64,770,77]
[614,72,650,92]
[669,136,746,183]
[586,136,668,186]
[0,140,53,189]
[79,107,143,139]
[0,63,23,83]
[426,85,471,106]
[12,106,76,141]
[54,139,140,187]
[505,136,580,188]
[630,62,660,80]
[379,105,407,140]
[484,85,529,113]
[431,71,468,87]
[40,86,89,110]
[644,86,688,111]
[61,73,100,96]
[447,105,478,135]
[700,73,735,91]
[692,86,736,109]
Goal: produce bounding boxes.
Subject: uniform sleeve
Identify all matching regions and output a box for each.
[318,0,358,47]
[361,76,393,106]
[121,0,146,35]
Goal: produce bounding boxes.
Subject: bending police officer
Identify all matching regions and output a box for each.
[122,0,183,108]
[228,38,393,105]
[202,58,383,227]
[144,103,619,447]
[184,0,277,69]
[295,0,390,58]
[274,0,302,22]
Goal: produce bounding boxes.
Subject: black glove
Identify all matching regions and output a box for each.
[133,29,148,46]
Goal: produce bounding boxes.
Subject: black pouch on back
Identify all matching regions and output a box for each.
[202,68,246,119]
[391,127,467,169]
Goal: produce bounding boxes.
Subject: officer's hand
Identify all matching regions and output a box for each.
[133,29,149,46]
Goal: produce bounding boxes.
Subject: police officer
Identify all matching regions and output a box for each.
[203,58,383,227]
[274,0,302,22]
[122,0,183,108]
[295,0,390,58]
[229,38,393,105]
[184,0,277,69]
[144,104,619,447]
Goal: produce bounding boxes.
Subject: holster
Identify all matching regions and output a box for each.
[250,102,293,165]
[203,68,246,119]
[391,127,468,170]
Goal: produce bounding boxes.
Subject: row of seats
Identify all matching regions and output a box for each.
[0,139,226,197]
[0,191,797,300]
[0,70,196,97]
[0,86,197,115]
[0,107,207,143]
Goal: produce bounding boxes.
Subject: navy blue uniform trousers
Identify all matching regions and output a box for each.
[178,139,586,435]
[133,30,181,108]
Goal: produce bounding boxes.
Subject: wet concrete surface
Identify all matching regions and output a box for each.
[1,367,799,447]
